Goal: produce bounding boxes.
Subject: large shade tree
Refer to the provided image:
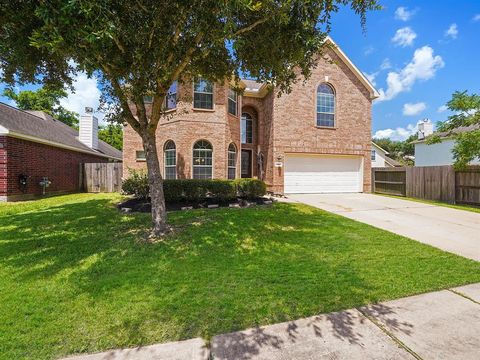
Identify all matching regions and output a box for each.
[3,87,79,127]
[428,91,480,168]
[0,0,379,236]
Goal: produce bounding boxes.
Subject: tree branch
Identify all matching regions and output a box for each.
[98,59,141,132]
[112,35,126,54]
[233,17,269,37]
[149,32,206,129]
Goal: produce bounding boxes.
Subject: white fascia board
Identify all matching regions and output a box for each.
[325,37,380,99]
[371,141,389,155]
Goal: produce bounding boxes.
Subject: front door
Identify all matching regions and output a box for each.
[241,150,252,178]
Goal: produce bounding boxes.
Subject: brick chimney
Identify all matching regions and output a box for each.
[79,107,98,149]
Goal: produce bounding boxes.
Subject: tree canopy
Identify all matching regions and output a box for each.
[372,135,416,165]
[428,91,480,168]
[99,124,123,150]
[3,87,79,127]
[0,0,380,235]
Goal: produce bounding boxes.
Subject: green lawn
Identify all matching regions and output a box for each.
[1,194,479,360]
[378,194,480,214]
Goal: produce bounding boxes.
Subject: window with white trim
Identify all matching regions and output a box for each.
[193,79,213,109]
[193,140,213,179]
[165,81,177,110]
[228,143,236,179]
[228,88,238,116]
[316,83,335,127]
[164,140,176,179]
[371,149,376,161]
[241,113,253,144]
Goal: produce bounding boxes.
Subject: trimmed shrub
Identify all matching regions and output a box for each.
[122,172,267,203]
[122,169,149,199]
[163,179,237,203]
[235,178,267,199]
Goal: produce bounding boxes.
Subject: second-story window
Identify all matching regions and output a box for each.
[193,79,213,109]
[228,89,238,116]
[165,81,177,110]
[241,113,253,144]
[317,83,335,127]
[371,150,376,161]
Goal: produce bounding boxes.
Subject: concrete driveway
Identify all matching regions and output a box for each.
[288,193,480,261]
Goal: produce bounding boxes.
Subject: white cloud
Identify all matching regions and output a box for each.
[380,58,391,70]
[403,102,426,116]
[437,105,448,113]
[364,72,378,86]
[445,23,458,40]
[364,58,392,87]
[395,7,416,21]
[364,45,375,56]
[59,71,103,121]
[373,121,424,141]
[376,46,444,102]
[392,27,417,47]
[474,14,480,22]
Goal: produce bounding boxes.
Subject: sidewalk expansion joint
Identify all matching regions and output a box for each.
[448,289,480,305]
[357,307,423,360]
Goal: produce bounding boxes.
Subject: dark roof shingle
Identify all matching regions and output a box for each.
[0,102,122,160]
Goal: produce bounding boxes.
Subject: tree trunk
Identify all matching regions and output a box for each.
[142,131,168,236]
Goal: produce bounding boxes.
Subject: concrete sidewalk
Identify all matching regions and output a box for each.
[212,283,480,360]
[62,283,480,360]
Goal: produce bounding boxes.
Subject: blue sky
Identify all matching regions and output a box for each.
[330,0,480,140]
[1,1,479,140]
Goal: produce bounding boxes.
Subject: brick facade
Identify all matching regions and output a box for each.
[123,47,374,193]
[0,136,108,201]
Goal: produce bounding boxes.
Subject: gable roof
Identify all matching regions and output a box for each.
[385,155,401,167]
[240,37,379,100]
[371,141,389,155]
[412,124,479,144]
[325,37,379,100]
[241,79,270,98]
[0,102,122,160]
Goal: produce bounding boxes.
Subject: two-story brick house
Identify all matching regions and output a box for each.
[123,38,378,194]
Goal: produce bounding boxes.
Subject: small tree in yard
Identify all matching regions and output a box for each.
[428,91,480,168]
[3,87,79,127]
[0,0,379,236]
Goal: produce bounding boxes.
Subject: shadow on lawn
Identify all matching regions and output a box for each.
[0,198,149,280]
[0,197,414,358]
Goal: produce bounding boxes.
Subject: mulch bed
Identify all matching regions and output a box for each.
[117,197,274,213]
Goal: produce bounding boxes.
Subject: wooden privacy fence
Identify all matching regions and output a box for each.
[372,165,480,206]
[80,163,123,193]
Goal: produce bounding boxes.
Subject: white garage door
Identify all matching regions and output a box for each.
[284,154,363,193]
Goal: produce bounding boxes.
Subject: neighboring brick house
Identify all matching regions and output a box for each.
[123,38,378,194]
[0,103,122,201]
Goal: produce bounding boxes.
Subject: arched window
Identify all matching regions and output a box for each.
[241,113,253,144]
[164,140,176,179]
[193,140,213,179]
[227,143,237,179]
[316,83,335,127]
